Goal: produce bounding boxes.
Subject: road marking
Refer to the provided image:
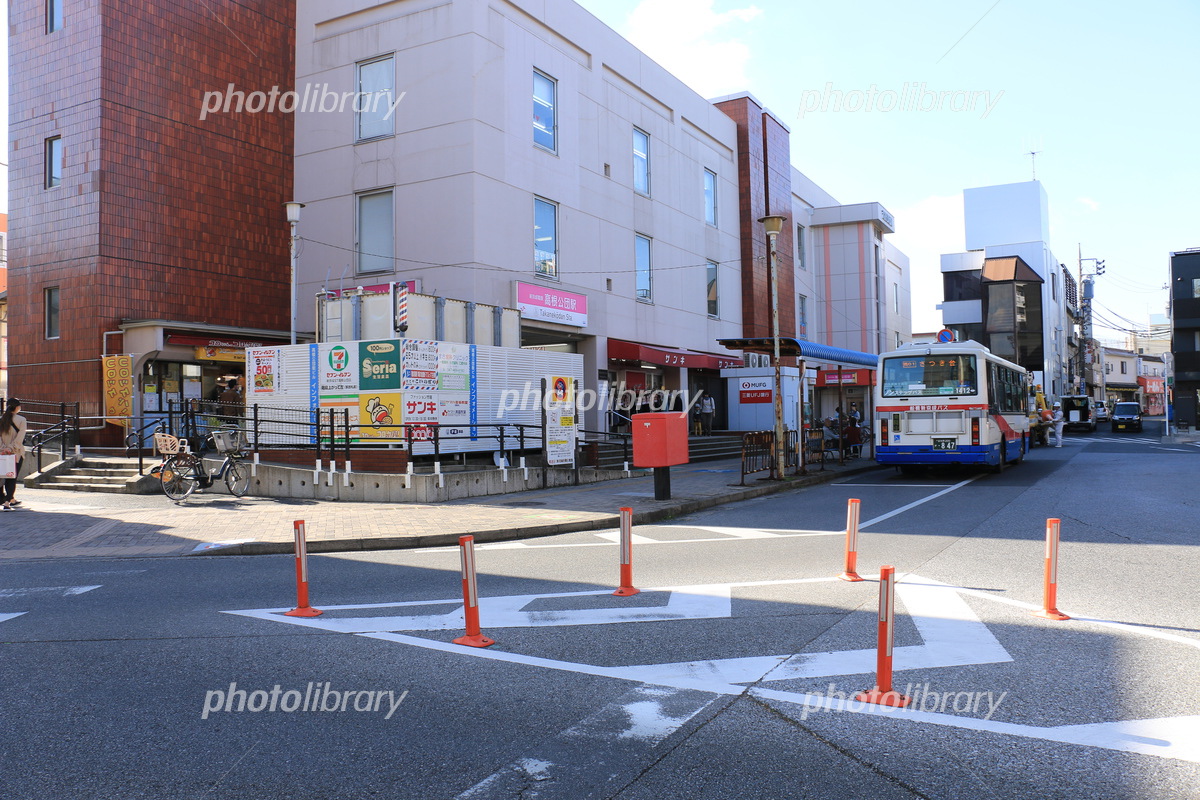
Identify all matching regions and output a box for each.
[228,574,1200,762]
[594,530,657,545]
[859,476,982,530]
[412,526,843,554]
[0,585,101,599]
[456,685,717,800]
[0,612,27,624]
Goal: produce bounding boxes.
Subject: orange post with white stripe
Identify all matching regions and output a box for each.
[613,507,640,597]
[838,498,864,582]
[1033,518,1070,621]
[284,520,323,618]
[855,565,911,707]
[453,535,496,647]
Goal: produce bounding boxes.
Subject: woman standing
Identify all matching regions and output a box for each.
[0,398,28,510]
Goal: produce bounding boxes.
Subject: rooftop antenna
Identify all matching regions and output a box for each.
[1027,149,1041,180]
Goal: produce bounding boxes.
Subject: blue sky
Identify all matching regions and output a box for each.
[576,0,1199,338]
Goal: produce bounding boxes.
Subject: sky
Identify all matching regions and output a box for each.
[575,0,1199,341]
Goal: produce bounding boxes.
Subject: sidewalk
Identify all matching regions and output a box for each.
[0,456,882,561]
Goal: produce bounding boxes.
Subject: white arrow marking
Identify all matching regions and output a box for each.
[0,612,28,624]
[593,530,657,545]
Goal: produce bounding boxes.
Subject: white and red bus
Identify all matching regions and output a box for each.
[874,340,1029,469]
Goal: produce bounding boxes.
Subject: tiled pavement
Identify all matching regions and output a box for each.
[0,456,881,561]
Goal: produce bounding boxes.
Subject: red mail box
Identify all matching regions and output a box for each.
[632,412,689,467]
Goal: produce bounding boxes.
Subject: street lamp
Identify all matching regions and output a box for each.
[284,201,306,345]
[759,214,787,479]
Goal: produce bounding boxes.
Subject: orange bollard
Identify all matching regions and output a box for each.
[856,565,911,707]
[284,520,323,617]
[1033,518,1070,621]
[453,535,495,647]
[613,507,640,597]
[838,498,864,582]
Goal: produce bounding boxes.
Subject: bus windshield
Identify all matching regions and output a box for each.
[882,355,978,397]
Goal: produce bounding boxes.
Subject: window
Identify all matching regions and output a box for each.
[533,71,556,152]
[356,56,396,141]
[1192,278,1200,298]
[943,270,982,302]
[882,355,977,398]
[703,169,717,225]
[1120,361,1127,374]
[635,235,652,301]
[797,294,808,339]
[356,190,394,274]
[534,198,558,278]
[45,136,62,188]
[893,282,900,314]
[1051,273,1058,300]
[633,128,650,195]
[895,331,903,349]
[796,224,806,270]
[706,261,719,317]
[47,0,63,32]
[45,287,60,339]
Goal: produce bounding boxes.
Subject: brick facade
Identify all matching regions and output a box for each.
[8,0,294,436]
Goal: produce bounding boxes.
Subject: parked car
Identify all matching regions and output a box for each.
[1059,395,1097,432]
[1111,402,1143,432]
[1095,404,1110,422]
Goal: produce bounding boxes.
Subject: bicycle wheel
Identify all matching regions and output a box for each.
[160,455,199,501]
[224,459,251,497]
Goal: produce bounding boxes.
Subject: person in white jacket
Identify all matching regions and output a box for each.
[1051,401,1065,448]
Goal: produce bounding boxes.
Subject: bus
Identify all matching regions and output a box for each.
[874,340,1029,470]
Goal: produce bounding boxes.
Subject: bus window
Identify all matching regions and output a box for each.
[882,355,977,397]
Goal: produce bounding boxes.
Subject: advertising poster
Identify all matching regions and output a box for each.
[544,376,577,466]
[102,355,133,425]
[319,396,360,441]
[436,343,471,391]
[319,343,359,393]
[247,348,280,394]
[401,339,439,390]
[359,392,402,440]
[360,340,401,392]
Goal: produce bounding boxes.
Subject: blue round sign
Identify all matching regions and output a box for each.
[937,329,955,343]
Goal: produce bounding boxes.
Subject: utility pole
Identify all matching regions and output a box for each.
[1078,245,1106,402]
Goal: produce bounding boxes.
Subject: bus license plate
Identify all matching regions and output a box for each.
[933,438,957,451]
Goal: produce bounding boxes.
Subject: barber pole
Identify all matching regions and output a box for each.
[613,507,640,596]
[453,535,495,647]
[838,498,864,582]
[283,520,322,617]
[855,565,911,707]
[1033,518,1070,621]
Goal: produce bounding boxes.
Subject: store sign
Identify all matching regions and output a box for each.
[517,282,588,327]
[359,340,401,391]
[738,377,772,404]
[194,346,246,362]
[817,369,874,387]
[102,355,133,425]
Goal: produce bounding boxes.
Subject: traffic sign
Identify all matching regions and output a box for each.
[937,329,955,343]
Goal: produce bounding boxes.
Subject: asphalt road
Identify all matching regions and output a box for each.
[2,424,1198,799]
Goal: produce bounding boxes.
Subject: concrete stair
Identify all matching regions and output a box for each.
[32,456,158,494]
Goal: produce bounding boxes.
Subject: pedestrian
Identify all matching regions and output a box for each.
[844,416,863,457]
[699,391,716,436]
[848,402,862,423]
[219,378,244,425]
[1051,401,1065,447]
[0,398,28,510]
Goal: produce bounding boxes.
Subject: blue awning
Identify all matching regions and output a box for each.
[716,338,878,368]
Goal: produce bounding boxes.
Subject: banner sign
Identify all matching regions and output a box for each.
[102,355,133,425]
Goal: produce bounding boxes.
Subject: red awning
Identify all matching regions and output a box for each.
[608,339,742,370]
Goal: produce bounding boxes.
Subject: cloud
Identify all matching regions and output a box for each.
[621,0,763,98]
[887,194,966,333]
[1077,197,1100,211]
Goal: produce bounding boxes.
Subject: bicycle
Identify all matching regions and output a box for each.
[153,428,251,501]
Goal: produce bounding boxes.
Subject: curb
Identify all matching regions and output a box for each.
[203,461,885,556]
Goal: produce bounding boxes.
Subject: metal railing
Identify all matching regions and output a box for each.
[1,398,81,473]
[738,431,776,484]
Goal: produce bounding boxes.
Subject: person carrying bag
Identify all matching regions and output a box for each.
[0,398,29,510]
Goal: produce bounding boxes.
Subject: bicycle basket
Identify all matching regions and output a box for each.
[211,429,245,454]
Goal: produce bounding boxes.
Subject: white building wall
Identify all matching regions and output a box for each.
[295,0,744,428]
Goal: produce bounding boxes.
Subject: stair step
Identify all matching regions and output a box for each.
[40,482,132,493]
[70,468,144,478]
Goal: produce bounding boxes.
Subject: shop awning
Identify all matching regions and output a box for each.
[608,339,742,370]
[717,338,878,368]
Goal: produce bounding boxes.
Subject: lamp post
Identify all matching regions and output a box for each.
[284,201,306,345]
[759,214,787,479]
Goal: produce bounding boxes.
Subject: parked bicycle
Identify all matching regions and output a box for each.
[153,427,251,501]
